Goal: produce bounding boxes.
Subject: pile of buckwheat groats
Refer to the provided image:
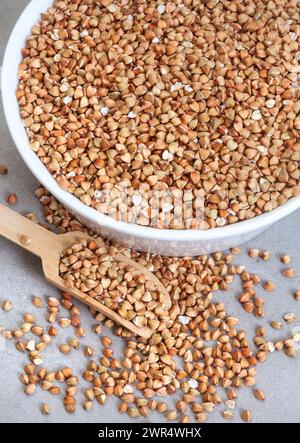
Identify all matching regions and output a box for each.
[0,185,299,423]
[17,0,300,229]
[60,239,168,330]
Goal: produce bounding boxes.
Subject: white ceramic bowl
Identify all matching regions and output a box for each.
[2,0,300,256]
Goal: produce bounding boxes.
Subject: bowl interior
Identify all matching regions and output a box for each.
[1,0,300,244]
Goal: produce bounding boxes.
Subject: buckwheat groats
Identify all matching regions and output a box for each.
[59,239,169,331]
[17,0,300,229]
[1,187,300,421]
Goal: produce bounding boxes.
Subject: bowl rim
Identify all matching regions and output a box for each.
[2,0,300,243]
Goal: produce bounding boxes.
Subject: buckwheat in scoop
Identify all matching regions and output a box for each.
[60,240,168,331]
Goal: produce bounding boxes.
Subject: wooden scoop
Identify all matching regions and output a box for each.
[0,203,171,339]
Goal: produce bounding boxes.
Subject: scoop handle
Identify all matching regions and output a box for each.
[0,203,58,259]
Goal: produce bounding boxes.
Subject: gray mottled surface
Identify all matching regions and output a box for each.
[0,0,300,424]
